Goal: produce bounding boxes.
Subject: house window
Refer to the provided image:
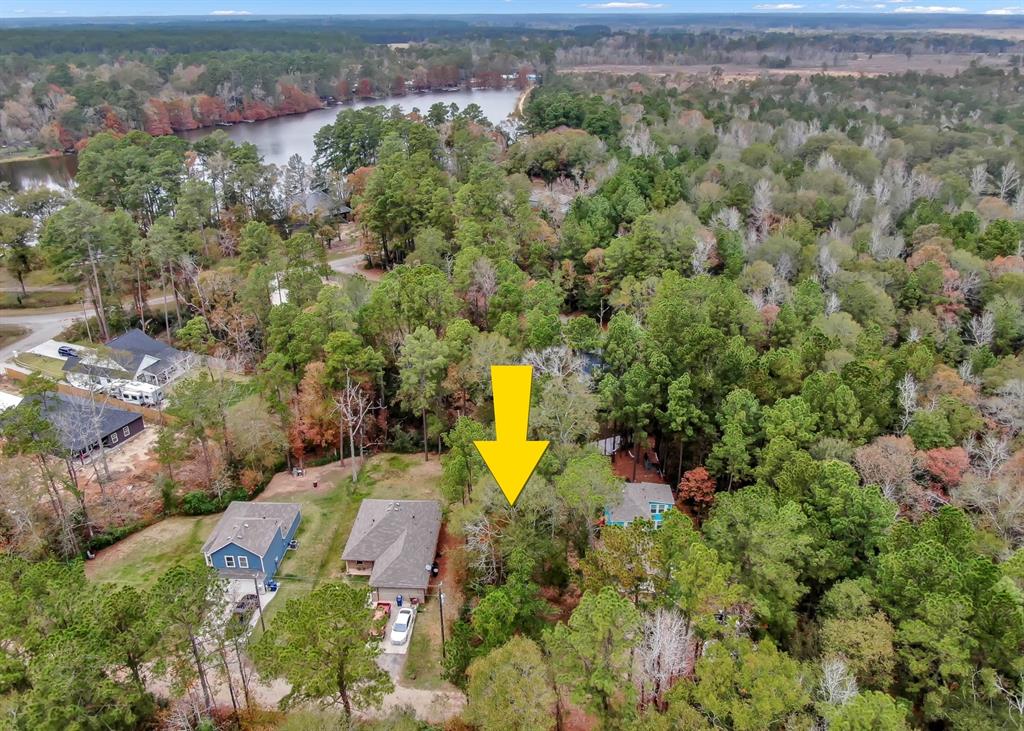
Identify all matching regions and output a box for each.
[650,504,665,517]
[205,554,212,567]
[238,556,249,569]
[123,426,131,437]
[109,432,118,444]
[225,556,236,568]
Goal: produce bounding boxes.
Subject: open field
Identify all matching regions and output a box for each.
[0,324,27,351]
[563,52,1009,80]
[0,291,81,309]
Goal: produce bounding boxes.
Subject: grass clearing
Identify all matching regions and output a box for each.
[87,452,445,633]
[14,352,67,380]
[403,597,449,690]
[88,515,220,587]
[0,291,80,309]
[0,324,27,350]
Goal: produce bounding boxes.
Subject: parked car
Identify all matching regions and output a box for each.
[288,539,298,550]
[389,607,415,645]
[57,345,78,358]
[232,594,259,624]
[265,579,279,592]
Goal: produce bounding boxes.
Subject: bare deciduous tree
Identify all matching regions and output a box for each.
[751,178,773,243]
[848,182,867,222]
[970,164,990,197]
[710,206,742,232]
[818,656,859,706]
[825,291,841,316]
[954,475,1024,548]
[637,608,692,710]
[465,516,501,585]
[999,161,1020,202]
[818,246,839,282]
[966,432,1011,478]
[690,236,714,275]
[967,309,995,347]
[334,372,374,483]
[855,435,918,502]
[986,379,1024,435]
[897,374,919,434]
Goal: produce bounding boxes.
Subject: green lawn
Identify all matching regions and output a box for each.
[87,452,442,609]
[0,291,81,309]
[14,352,67,380]
[88,515,221,586]
[255,453,442,631]
[403,596,449,690]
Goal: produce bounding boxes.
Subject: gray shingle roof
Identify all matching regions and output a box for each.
[606,482,674,525]
[18,392,142,454]
[202,501,301,558]
[342,499,442,591]
[63,329,185,379]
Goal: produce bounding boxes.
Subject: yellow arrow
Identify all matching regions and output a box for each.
[474,365,549,506]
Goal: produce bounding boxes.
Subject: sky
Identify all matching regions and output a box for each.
[2,0,1023,17]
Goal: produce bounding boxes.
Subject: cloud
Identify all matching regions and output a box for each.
[754,2,804,7]
[579,1,666,6]
[209,9,252,14]
[892,4,966,10]
[985,6,1024,12]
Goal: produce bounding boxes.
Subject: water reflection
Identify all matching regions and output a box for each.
[0,88,520,191]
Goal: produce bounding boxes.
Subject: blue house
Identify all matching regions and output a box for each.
[604,482,675,528]
[202,502,301,582]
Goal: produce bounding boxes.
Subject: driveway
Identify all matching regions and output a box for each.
[328,253,384,282]
[380,607,414,656]
[377,652,407,680]
[226,578,280,632]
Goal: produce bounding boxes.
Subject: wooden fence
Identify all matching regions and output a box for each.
[4,365,170,425]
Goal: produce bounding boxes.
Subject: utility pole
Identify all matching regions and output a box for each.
[438,581,446,661]
[253,577,266,633]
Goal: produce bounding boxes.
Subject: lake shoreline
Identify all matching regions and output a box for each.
[2,85,521,166]
[0,148,64,165]
[1,87,522,189]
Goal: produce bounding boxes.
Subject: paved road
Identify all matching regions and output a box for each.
[0,294,174,365]
[0,307,82,364]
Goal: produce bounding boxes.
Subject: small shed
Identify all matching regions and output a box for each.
[202,501,301,583]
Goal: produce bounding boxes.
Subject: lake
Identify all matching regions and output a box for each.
[0,87,522,192]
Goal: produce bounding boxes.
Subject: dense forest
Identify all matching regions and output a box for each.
[1,17,1024,731]
[2,18,1021,150]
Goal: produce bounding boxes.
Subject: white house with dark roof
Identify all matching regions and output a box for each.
[202,501,301,582]
[604,482,675,528]
[342,499,442,604]
[63,329,196,405]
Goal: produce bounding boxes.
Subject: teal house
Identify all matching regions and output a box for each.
[604,482,675,528]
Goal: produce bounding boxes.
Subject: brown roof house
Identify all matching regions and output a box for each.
[342,499,442,604]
